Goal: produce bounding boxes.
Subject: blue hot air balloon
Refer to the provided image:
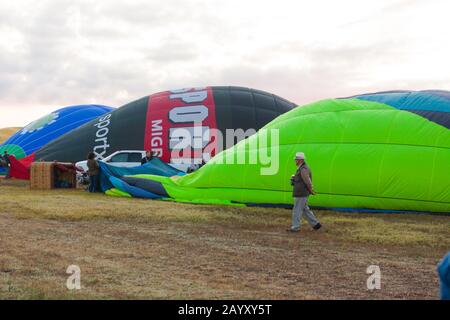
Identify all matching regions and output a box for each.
[0,104,114,160]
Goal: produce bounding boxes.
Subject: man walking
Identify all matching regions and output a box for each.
[288,152,322,232]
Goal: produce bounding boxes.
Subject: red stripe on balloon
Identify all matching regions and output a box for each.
[144,87,218,164]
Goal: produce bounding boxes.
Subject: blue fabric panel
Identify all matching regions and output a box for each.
[109,176,162,199]
[353,90,450,112]
[351,90,450,129]
[1,105,113,156]
[121,176,170,197]
[99,158,184,192]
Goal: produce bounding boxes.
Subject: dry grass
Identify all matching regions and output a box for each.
[0,127,21,144]
[0,182,449,300]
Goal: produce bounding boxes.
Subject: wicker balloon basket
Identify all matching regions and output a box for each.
[30,162,77,190]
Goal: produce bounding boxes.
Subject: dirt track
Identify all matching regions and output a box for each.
[0,185,448,299]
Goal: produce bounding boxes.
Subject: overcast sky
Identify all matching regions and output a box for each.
[0,0,449,127]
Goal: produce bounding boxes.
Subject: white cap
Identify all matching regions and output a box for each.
[294,152,306,160]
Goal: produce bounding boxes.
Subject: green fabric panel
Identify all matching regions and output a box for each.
[0,144,26,159]
[105,188,132,198]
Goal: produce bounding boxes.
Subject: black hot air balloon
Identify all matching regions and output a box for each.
[35,86,295,164]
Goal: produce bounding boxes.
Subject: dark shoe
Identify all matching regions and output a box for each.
[286,228,300,233]
[313,223,322,231]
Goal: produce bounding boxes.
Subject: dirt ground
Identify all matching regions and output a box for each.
[0,182,449,300]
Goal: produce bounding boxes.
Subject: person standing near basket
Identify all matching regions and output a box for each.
[87,152,100,192]
[2,151,11,179]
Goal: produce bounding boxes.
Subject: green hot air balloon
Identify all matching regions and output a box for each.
[101,90,450,213]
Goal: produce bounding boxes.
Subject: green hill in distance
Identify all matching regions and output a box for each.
[0,127,21,144]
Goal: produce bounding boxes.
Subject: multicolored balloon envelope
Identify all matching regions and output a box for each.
[103,90,450,213]
[35,87,296,163]
[0,104,114,159]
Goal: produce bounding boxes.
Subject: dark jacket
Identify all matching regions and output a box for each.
[141,156,153,165]
[3,154,10,166]
[87,159,100,176]
[291,162,313,198]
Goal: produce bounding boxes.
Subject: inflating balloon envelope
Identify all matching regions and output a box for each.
[0,104,113,160]
[104,90,450,213]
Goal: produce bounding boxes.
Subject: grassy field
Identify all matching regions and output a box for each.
[0,180,449,300]
[0,128,21,144]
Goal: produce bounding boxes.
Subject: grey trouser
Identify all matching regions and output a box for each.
[291,197,319,230]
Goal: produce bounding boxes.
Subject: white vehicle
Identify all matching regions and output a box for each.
[76,150,189,173]
[76,150,146,173]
